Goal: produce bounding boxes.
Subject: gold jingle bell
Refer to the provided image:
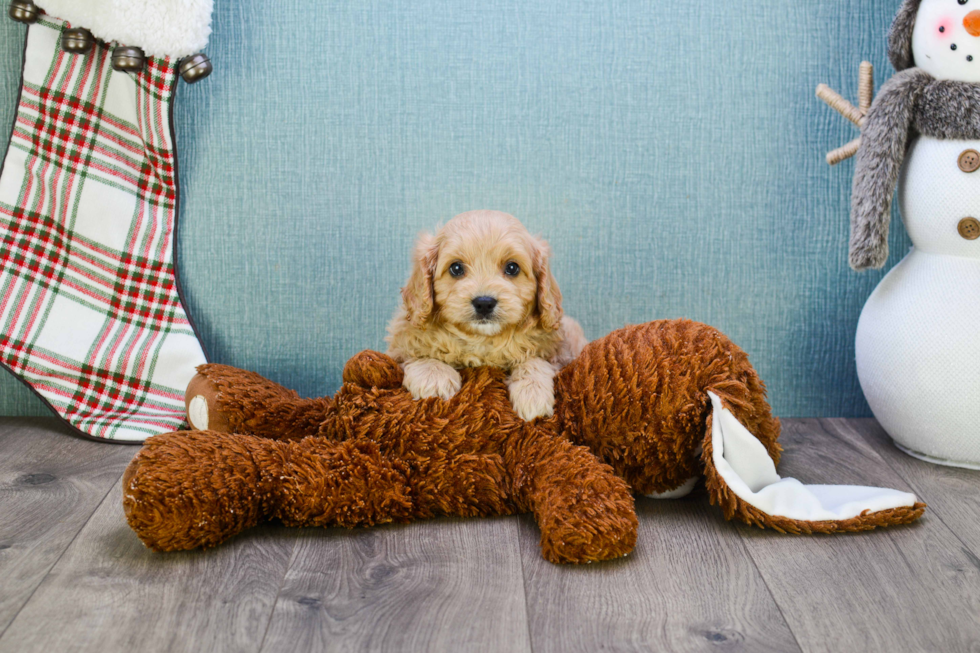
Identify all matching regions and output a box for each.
[61,28,95,54]
[8,0,39,24]
[112,46,145,73]
[179,53,213,84]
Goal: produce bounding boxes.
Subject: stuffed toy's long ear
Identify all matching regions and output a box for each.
[702,393,926,533]
[35,0,214,58]
[402,233,439,328]
[532,237,563,332]
[889,0,923,72]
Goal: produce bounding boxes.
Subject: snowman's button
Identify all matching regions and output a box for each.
[958,149,980,173]
[958,217,980,240]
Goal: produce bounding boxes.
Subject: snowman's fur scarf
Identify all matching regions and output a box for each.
[35,0,213,59]
[851,69,980,270]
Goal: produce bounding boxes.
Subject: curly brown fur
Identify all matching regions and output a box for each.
[130,349,638,563]
[123,431,289,551]
[124,320,921,564]
[556,320,781,496]
[508,428,638,563]
[189,364,334,441]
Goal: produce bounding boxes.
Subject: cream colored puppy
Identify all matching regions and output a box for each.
[386,210,587,421]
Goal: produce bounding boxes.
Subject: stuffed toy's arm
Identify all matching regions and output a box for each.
[850,68,930,271]
[186,364,336,441]
[34,0,213,58]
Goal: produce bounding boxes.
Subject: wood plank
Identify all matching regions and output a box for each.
[0,481,297,653]
[518,493,801,653]
[737,419,980,653]
[0,418,136,635]
[844,418,980,555]
[261,517,532,653]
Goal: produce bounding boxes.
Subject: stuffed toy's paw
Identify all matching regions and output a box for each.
[341,350,404,389]
[184,373,228,432]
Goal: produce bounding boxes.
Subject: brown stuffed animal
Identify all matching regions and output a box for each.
[122,320,925,564]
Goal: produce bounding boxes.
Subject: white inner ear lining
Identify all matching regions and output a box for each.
[708,392,918,522]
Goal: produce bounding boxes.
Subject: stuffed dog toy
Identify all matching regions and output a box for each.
[122,320,925,564]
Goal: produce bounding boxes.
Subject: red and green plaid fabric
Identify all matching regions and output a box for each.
[0,17,207,441]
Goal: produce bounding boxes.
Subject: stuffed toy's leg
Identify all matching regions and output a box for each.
[509,429,638,564]
[123,431,416,551]
[0,12,213,441]
[124,428,545,555]
[702,394,925,533]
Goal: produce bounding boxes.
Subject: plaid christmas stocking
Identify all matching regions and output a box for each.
[0,4,213,442]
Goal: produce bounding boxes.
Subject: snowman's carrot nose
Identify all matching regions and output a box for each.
[964,10,980,37]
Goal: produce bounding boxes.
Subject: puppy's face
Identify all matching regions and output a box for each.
[433,221,537,336]
[402,211,562,335]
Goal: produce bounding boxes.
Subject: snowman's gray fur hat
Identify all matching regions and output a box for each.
[888,0,922,71]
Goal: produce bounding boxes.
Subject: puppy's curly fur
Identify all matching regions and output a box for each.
[386,210,587,420]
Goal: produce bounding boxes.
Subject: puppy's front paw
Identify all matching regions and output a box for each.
[402,359,462,400]
[510,383,555,421]
[508,358,556,421]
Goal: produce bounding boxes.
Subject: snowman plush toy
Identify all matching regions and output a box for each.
[837,0,980,468]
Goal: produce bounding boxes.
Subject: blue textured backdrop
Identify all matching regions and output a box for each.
[0,0,910,418]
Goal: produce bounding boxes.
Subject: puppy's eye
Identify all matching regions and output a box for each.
[449,262,465,277]
[504,261,520,277]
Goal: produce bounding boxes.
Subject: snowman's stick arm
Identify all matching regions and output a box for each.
[816,62,875,165]
[817,84,866,128]
[858,61,874,113]
[827,138,862,166]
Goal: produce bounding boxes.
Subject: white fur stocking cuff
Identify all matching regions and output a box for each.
[35,0,214,59]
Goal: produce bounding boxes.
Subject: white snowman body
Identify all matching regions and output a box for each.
[855,0,980,468]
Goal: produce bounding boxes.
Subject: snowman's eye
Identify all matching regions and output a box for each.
[960,0,969,6]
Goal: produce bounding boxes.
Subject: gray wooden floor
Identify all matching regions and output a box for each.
[0,418,978,653]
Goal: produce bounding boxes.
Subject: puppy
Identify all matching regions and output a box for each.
[386,210,587,421]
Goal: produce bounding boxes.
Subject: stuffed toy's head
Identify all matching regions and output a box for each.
[890,0,980,81]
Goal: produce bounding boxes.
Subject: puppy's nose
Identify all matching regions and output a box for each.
[472,296,498,318]
[966,10,980,37]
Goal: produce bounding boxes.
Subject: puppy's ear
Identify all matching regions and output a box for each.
[402,233,439,328]
[531,236,563,331]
